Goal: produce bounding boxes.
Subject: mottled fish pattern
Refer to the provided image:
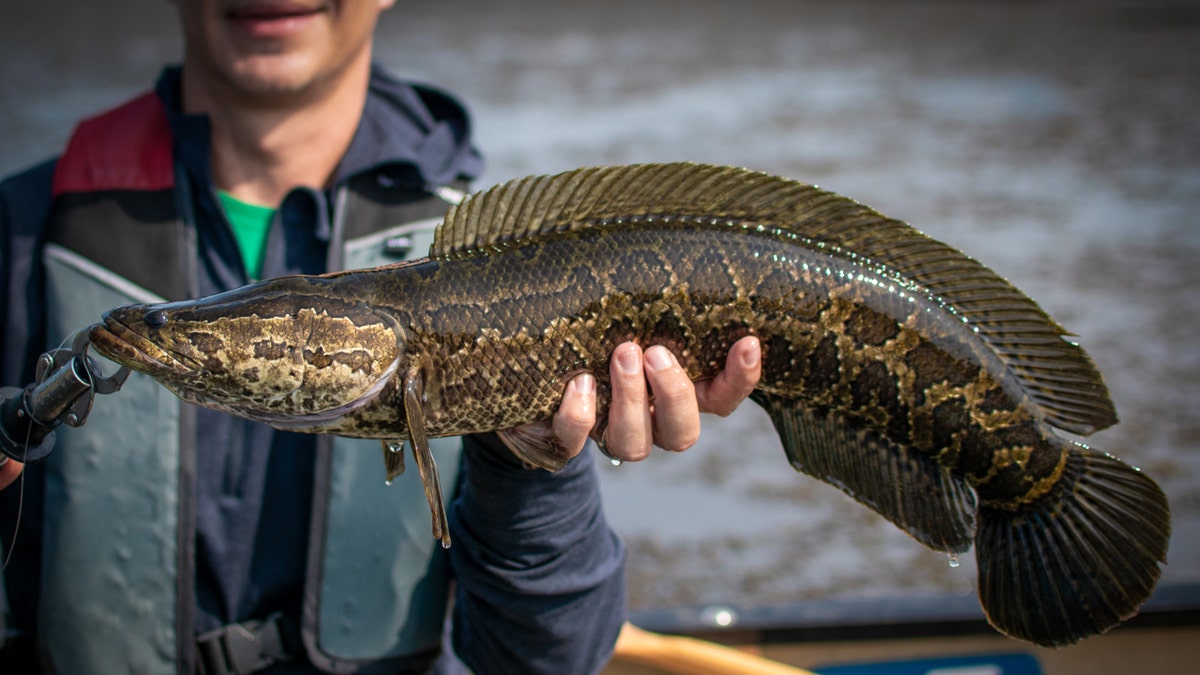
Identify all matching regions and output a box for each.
[88,163,1169,647]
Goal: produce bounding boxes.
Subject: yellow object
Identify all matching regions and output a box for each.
[612,622,818,675]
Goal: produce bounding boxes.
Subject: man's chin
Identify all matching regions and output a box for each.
[222,52,326,99]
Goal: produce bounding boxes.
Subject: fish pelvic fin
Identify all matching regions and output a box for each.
[751,391,976,553]
[403,369,451,548]
[975,443,1169,646]
[381,439,406,483]
[496,421,572,472]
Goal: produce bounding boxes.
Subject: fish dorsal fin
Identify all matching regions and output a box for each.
[435,163,1117,434]
[751,391,976,553]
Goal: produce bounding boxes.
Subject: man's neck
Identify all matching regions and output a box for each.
[181,56,371,207]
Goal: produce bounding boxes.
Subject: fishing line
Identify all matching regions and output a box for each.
[0,422,31,573]
[52,331,75,355]
[2,332,76,572]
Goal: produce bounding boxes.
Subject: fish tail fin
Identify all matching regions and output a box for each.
[976,443,1169,646]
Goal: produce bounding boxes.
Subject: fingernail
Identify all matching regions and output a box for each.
[616,347,641,375]
[644,346,673,371]
[571,373,596,394]
[742,337,760,368]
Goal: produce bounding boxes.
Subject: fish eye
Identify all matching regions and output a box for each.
[144,310,168,329]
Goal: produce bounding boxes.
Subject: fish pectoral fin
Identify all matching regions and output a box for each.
[381,439,406,483]
[496,422,572,472]
[404,370,451,548]
[750,391,976,553]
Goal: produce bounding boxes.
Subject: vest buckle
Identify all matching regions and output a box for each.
[196,612,299,675]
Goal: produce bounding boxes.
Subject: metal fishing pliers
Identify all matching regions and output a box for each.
[0,329,130,465]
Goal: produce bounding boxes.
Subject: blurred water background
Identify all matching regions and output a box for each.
[2,0,1197,621]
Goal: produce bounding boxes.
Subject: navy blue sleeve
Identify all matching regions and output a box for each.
[448,432,626,674]
[0,159,54,386]
[0,159,56,640]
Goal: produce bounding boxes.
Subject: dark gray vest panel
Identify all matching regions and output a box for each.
[304,218,463,671]
[40,243,181,673]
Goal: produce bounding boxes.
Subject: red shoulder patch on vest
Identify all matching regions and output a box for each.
[52,92,175,196]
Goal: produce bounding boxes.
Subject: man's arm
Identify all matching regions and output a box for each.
[447,337,761,673]
[0,162,58,493]
[448,433,625,674]
[0,160,57,656]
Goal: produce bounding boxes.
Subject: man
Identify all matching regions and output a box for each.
[0,1,760,673]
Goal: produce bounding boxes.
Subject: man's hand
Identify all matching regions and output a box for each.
[553,336,761,462]
[0,458,23,491]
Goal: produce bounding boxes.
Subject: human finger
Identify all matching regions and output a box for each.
[643,345,700,452]
[552,372,597,459]
[0,458,24,491]
[695,335,761,416]
[604,343,653,461]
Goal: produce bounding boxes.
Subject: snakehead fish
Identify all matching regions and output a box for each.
[87,162,1169,647]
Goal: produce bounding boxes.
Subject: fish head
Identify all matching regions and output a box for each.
[87,277,406,427]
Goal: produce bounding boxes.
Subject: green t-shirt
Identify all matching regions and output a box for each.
[217,191,276,280]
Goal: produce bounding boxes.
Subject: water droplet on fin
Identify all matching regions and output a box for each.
[610,458,623,467]
[947,554,960,569]
[384,479,394,486]
[387,442,403,454]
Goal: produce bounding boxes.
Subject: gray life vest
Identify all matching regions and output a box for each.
[32,91,465,674]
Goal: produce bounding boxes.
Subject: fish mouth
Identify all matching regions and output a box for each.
[87,313,201,378]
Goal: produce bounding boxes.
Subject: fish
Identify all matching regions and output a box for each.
[86,162,1169,647]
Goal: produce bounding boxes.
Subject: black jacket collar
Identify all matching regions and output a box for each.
[154,64,483,192]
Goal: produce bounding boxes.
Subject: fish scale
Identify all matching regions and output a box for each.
[88,162,1168,648]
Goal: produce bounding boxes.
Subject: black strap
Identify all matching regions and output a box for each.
[196,613,301,675]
